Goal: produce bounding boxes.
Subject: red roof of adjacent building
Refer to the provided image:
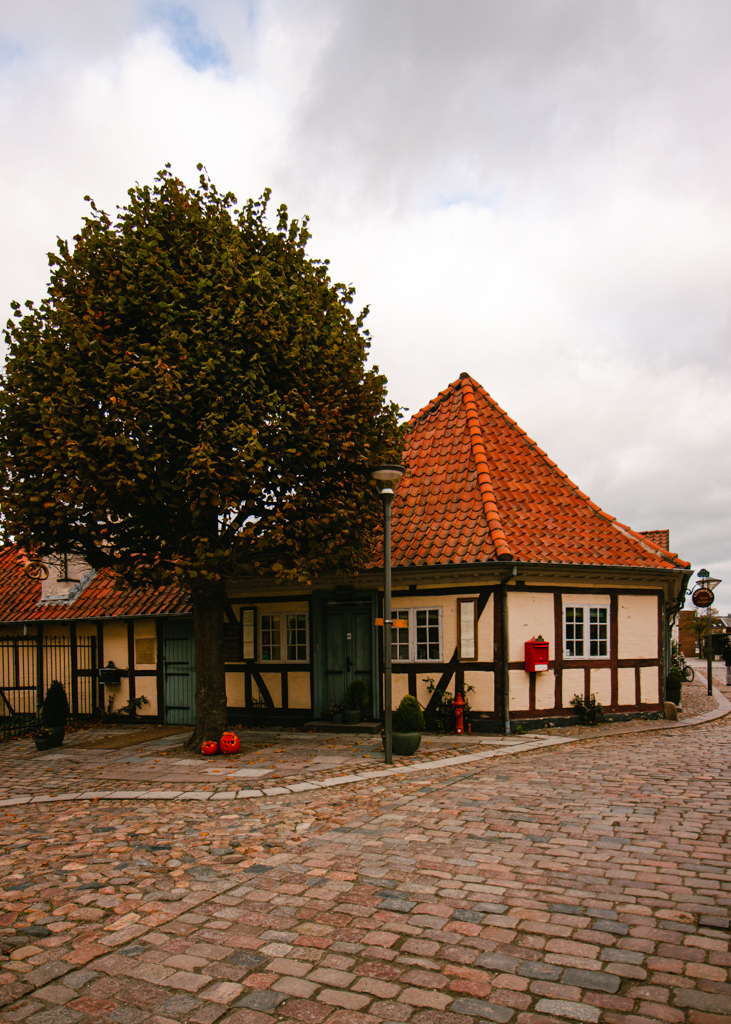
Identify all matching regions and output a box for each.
[0,547,190,623]
[385,374,689,572]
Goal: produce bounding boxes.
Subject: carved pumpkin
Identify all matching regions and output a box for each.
[200,740,218,755]
[220,732,241,754]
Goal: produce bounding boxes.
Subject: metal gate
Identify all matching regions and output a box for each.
[0,634,97,738]
[162,622,197,725]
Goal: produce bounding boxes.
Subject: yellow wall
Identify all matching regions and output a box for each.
[509,669,530,710]
[392,672,410,708]
[287,672,311,709]
[259,672,282,707]
[618,666,636,705]
[508,591,554,662]
[618,595,659,659]
[590,667,612,706]
[562,667,585,707]
[535,671,556,710]
[478,595,494,663]
[466,669,494,711]
[226,672,247,706]
[640,665,660,703]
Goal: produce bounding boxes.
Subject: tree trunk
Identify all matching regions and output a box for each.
[184,581,228,751]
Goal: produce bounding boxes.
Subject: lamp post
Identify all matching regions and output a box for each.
[693,569,722,696]
[371,464,405,765]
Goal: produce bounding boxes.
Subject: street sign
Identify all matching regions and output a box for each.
[693,587,715,607]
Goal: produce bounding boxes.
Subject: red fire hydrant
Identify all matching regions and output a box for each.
[454,692,465,735]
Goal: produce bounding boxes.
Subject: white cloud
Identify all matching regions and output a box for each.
[1,0,731,607]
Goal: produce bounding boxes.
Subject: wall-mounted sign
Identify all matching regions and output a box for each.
[693,587,715,607]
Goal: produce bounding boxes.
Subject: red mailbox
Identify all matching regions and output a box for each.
[525,637,549,673]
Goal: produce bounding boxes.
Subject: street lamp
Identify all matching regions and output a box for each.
[371,465,405,765]
[693,569,722,696]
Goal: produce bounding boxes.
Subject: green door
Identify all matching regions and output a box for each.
[162,621,197,725]
[324,603,374,711]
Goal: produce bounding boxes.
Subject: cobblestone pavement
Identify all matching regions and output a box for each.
[1,711,731,1024]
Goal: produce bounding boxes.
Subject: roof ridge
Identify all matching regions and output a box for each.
[612,521,690,569]
[458,374,513,561]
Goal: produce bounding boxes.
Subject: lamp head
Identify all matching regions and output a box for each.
[370,465,405,494]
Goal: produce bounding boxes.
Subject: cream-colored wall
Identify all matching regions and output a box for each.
[259,672,282,707]
[590,667,612,706]
[535,671,556,710]
[465,670,494,711]
[226,672,246,705]
[416,674,434,709]
[509,670,530,710]
[640,665,660,704]
[287,672,311,709]
[392,673,410,709]
[618,667,636,705]
[103,622,128,670]
[562,667,585,707]
[508,592,554,662]
[134,677,158,716]
[618,595,659,659]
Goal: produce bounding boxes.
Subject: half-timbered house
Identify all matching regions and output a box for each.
[0,373,691,733]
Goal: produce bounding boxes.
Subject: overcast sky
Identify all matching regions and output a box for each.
[1,0,729,610]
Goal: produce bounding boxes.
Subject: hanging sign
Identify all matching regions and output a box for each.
[693,587,715,607]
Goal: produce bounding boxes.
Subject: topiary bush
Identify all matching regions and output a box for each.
[392,695,425,733]
[345,678,370,711]
[40,680,70,727]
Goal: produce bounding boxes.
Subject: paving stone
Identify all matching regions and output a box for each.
[449,997,513,1022]
[236,989,287,1010]
[561,968,621,993]
[533,998,600,1022]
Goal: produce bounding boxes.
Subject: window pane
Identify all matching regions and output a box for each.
[242,609,255,660]
[416,608,441,661]
[460,600,476,659]
[589,607,608,657]
[565,606,584,657]
[392,611,410,661]
[286,613,307,661]
[261,614,281,661]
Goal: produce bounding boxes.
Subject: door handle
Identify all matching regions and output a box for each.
[346,656,352,671]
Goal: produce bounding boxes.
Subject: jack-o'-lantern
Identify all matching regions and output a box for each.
[201,740,218,755]
[220,732,241,754]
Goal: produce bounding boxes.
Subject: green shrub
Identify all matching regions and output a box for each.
[424,678,475,732]
[570,693,604,726]
[40,680,70,727]
[392,695,425,733]
[345,678,370,711]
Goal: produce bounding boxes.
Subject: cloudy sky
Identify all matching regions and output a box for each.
[1,0,729,609]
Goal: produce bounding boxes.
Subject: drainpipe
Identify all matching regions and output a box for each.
[501,566,518,736]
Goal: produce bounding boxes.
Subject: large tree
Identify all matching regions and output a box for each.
[0,166,402,748]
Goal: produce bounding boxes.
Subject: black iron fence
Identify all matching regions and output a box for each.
[0,634,97,738]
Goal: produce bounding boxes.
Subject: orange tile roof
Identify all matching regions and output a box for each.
[640,529,670,551]
[385,374,689,571]
[0,546,190,623]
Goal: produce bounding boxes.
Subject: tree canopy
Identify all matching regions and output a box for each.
[0,166,402,744]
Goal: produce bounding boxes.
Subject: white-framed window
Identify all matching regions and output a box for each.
[391,608,442,662]
[564,605,609,659]
[260,612,309,663]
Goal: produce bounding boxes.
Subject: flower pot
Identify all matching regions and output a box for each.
[344,709,361,725]
[665,680,682,706]
[34,735,54,751]
[332,713,343,725]
[388,732,422,756]
[48,727,65,747]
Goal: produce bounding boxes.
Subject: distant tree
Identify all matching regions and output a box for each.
[0,167,402,749]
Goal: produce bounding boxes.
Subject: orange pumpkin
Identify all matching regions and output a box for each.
[201,740,218,755]
[220,731,241,754]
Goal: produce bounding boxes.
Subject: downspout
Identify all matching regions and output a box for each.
[501,565,518,735]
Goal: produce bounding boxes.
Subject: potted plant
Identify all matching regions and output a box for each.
[330,703,344,725]
[39,680,70,747]
[388,695,425,756]
[344,679,369,724]
[33,727,56,752]
[665,665,683,707]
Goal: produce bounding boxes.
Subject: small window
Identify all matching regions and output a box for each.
[392,608,442,662]
[287,613,308,661]
[260,614,281,662]
[458,599,478,660]
[242,608,255,660]
[564,605,609,659]
[260,611,308,663]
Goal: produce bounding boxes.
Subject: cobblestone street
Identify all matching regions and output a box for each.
[1,704,730,1024]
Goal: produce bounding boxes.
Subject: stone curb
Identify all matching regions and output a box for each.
[2,685,729,808]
